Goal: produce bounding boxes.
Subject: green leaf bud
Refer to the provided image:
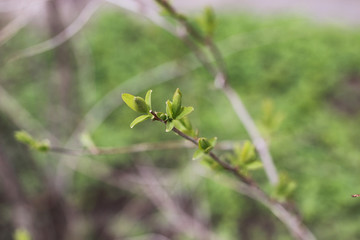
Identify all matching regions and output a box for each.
[134,97,150,113]
[172,88,182,118]
[166,100,173,119]
[165,120,175,132]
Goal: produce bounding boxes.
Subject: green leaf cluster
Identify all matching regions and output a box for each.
[122,90,153,128]
[122,88,194,132]
[14,131,50,152]
[227,141,263,175]
[193,137,217,160]
[272,172,297,202]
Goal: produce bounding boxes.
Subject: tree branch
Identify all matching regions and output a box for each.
[154,0,279,185]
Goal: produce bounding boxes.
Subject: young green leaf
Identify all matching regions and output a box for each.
[240,140,256,163]
[172,88,182,117]
[134,97,150,113]
[14,131,50,152]
[204,6,215,37]
[122,93,137,111]
[272,173,297,202]
[166,100,173,119]
[198,137,210,150]
[15,131,35,146]
[193,148,205,160]
[34,140,50,152]
[176,106,194,120]
[145,89,152,109]
[122,93,149,113]
[245,161,263,170]
[130,115,151,128]
[165,120,175,132]
[198,137,214,153]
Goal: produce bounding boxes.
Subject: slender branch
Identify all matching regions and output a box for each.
[140,3,316,238]
[150,111,254,184]
[136,166,220,240]
[47,139,238,156]
[9,0,101,62]
[148,111,315,240]
[0,12,32,47]
[154,0,279,185]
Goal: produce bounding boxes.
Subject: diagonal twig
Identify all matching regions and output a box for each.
[9,0,102,62]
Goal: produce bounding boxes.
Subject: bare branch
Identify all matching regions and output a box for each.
[198,169,316,240]
[0,12,32,47]
[9,0,101,62]
[136,166,219,240]
[105,0,174,34]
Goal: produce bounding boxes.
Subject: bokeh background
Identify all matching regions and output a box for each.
[1,0,360,239]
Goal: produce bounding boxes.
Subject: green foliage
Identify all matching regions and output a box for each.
[13,229,31,240]
[173,117,198,137]
[227,141,263,175]
[130,115,152,128]
[121,93,150,114]
[200,6,216,37]
[166,88,194,120]
[122,90,153,128]
[123,88,194,132]
[272,172,297,202]
[193,137,217,160]
[14,130,50,152]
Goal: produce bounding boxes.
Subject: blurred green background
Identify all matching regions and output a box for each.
[1,3,360,240]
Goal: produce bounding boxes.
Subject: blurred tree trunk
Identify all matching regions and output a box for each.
[44,1,81,239]
[46,0,78,140]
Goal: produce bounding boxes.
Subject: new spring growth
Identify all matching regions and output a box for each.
[193,137,217,160]
[122,88,194,132]
[122,90,153,128]
[14,130,50,152]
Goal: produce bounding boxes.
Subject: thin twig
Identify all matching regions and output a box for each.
[150,111,315,239]
[143,3,316,239]
[136,166,219,240]
[9,0,101,62]
[154,0,279,185]
[151,111,254,185]
[48,140,239,156]
[0,12,32,47]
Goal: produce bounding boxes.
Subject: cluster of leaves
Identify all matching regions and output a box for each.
[226,141,263,175]
[122,89,266,180]
[272,172,297,202]
[193,137,217,160]
[122,88,220,161]
[121,88,194,133]
[14,130,50,152]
